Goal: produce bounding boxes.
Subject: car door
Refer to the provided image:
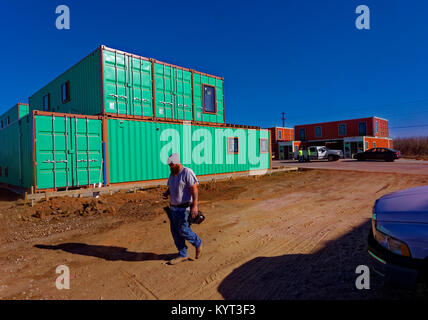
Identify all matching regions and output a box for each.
[309,147,318,160]
[319,147,328,159]
[364,148,375,160]
[373,148,383,160]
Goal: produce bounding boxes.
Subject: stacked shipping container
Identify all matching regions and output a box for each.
[294,117,392,158]
[28,46,225,124]
[0,103,29,129]
[267,127,294,159]
[0,46,271,192]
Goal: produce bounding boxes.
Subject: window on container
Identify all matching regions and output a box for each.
[315,126,322,138]
[0,167,2,176]
[61,81,70,103]
[373,142,376,148]
[203,85,216,113]
[227,137,239,154]
[43,94,50,111]
[376,121,379,134]
[260,139,269,153]
[338,124,346,136]
[299,128,306,141]
[358,122,367,136]
[278,130,282,140]
[365,141,369,150]
[6,117,10,126]
[0,120,3,129]
[4,167,8,178]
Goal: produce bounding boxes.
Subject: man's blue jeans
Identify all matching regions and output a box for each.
[168,206,202,258]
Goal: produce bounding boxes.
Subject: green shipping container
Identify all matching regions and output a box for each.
[29,46,225,124]
[0,111,103,191]
[106,118,270,184]
[0,103,29,129]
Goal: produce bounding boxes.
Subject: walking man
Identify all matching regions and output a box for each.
[163,153,202,265]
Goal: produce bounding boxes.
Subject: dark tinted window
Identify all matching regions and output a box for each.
[203,85,215,113]
[61,81,70,103]
[338,124,346,136]
[315,126,322,138]
[299,128,306,140]
[43,94,50,111]
[358,122,366,136]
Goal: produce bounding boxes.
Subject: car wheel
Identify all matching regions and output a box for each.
[328,155,334,161]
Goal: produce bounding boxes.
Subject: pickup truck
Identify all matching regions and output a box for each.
[368,185,428,288]
[294,146,343,161]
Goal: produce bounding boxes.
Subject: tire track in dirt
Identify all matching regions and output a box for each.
[120,268,159,300]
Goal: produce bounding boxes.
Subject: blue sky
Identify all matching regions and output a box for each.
[1,0,427,137]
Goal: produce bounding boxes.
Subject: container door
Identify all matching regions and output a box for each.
[104,50,153,116]
[103,51,129,116]
[154,63,174,120]
[129,56,153,117]
[71,117,103,187]
[35,115,74,190]
[174,68,193,121]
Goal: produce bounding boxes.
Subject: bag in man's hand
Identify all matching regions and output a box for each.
[189,210,205,225]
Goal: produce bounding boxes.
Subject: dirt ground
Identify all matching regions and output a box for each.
[1,169,428,300]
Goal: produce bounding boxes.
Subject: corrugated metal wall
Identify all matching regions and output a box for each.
[0,103,29,129]
[107,119,270,184]
[0,115,33,188]
[295,117,375,141]
[193,73,225,124]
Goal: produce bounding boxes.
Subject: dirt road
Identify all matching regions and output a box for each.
[1,170,428,300]
[274,158,428,175]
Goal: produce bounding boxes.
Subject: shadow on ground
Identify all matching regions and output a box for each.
[34,243,176,262]
[218,221,428,300]
[0,188,22,202]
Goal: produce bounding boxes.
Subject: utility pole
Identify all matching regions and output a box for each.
[281,112,286,128]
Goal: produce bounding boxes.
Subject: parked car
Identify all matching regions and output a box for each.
[368,185,428,288]
[354,148,400,162]
[293,146,343,161]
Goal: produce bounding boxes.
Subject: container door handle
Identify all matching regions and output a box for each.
[133,98,149,102]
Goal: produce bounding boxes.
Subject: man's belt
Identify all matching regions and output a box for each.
[171,202,192,208]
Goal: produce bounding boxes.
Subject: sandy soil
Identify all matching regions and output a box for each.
[1,170,428,300]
